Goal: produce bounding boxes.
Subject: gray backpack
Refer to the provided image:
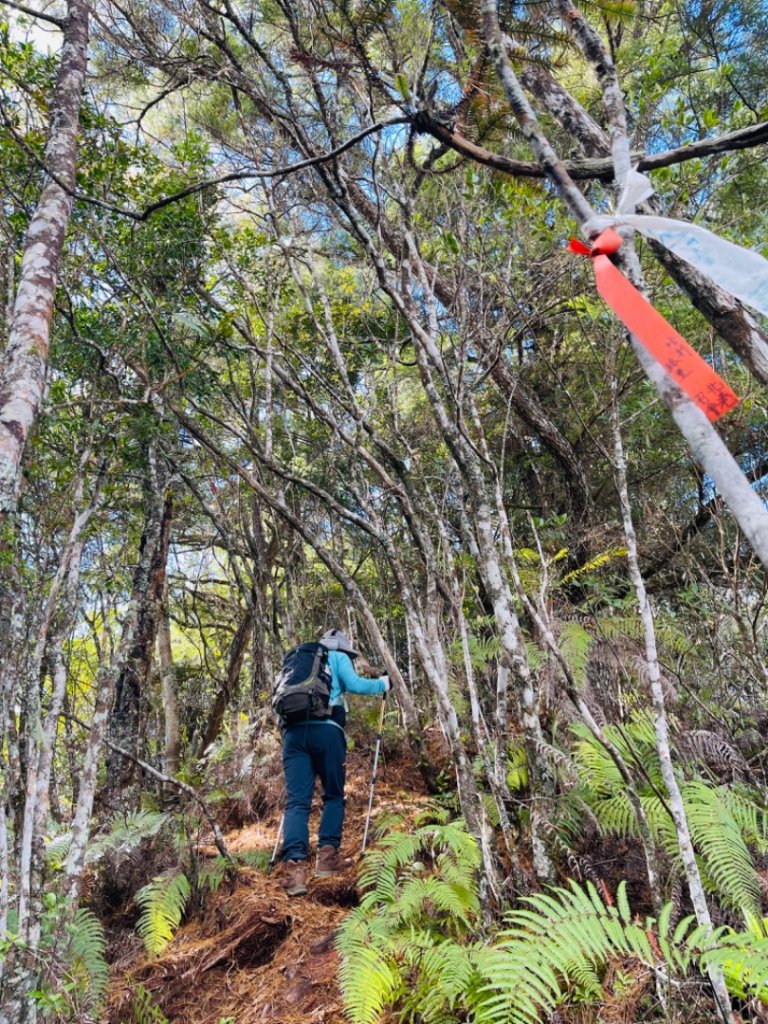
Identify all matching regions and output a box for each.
[271,643,332,728]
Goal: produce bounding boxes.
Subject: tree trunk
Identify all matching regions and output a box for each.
[64,475,170,891]
[0,0,89,514]
[157,581,181,778]
[104,464,172,799]
[609,373,734,1023]
[197,602,256,755]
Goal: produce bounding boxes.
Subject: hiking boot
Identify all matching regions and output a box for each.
[280,860,308,896]
[315,845,354,877]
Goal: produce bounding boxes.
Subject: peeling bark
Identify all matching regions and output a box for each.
[0,0,88,514]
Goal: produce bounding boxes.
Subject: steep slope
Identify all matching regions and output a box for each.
[108,744,431,1024]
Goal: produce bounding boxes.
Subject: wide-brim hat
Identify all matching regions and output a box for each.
[319,629,359,658]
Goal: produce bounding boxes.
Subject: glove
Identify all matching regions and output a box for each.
[380,674,391,697]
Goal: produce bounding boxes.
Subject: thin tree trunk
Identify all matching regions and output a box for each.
[64,477,170,893]
[105,470,172,798]
[0,0,89,513]
[157,581,181,778]
[197,603,256,755]
[609,366,733,1023]
[0,784,9,989]
[63,662,114,901]
[14,451,101,986]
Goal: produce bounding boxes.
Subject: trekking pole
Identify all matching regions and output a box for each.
[267,813,284,875]
[361,695,387,854]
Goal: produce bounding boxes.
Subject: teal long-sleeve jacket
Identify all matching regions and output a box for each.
[327,650,387,705]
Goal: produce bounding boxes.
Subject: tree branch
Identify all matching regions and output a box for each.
[0,0,65,28]
[0,108,410,221]
[62,711,232,862]
[414,113,768,181]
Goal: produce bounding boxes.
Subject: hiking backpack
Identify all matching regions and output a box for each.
[271,642,333,728]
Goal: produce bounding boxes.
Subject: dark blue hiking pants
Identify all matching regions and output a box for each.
[281,722,346,862]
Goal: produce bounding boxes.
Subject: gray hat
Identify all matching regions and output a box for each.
[319,628,359,658]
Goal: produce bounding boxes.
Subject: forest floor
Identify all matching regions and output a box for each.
[106,738,432,1024]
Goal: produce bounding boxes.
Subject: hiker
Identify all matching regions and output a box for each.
[272,628,390,897]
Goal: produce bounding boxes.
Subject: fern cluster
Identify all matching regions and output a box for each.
[135,850,269,955]
[338,820,768,1024]
[337,820,483,1024]
[45,810,170,871]
[0,901,109,1020]
[475,881,768,1024]
[127,984,171,1024]
[560,713,768,922]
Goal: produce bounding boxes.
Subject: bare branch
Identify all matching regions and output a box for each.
[0,107,410,221]
[0,0,65,28]
[415,112,768,181]
[62,712,232,863]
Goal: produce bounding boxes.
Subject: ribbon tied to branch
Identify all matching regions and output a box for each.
[568,227,739,422]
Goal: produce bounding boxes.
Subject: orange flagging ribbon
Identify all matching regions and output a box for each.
[568,228,738,422]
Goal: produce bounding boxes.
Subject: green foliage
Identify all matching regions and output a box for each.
[557,621,593,689]
[1,899,108,1019]
[87,810,169,866]
[562,715,768,921]
[684,782,764,922]
[65,908,109,1011]
[558,547,628,587]
[233,848,272,872]
[136,871,192,956]
[340,840,768,1024]
[473,881,768,1024]
[505,739,529,791]
[126,984,170,1024]
[134,848,262,955]
[46,811,171,872]
[592,614,691,657]
[337,819,482,1024]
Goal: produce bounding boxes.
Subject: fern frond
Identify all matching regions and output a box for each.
[558,546,627,585]
[683,781,763,920]
[66,908,108,1007]
[136,871,191,956]
[593,613,690,656]
[336,912,402,1024]
[475,882,659,1024]
[236,848,272,871]
[558,621,594,689]
[87,810,169,866]
[412,803,451,827]
[700,929,768,1000]
[720,787,768,853]
[131,984,170,1024]
[45,832,73,869]
[199,856,229,895]
[525,641,550,674]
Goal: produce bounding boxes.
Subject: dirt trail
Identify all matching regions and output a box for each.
[108,746,431,1024]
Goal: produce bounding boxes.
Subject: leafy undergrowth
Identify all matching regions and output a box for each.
[107,745,434,1024]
